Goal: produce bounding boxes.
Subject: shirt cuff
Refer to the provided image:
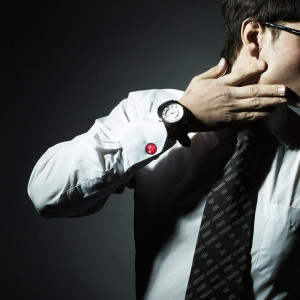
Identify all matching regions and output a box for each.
[114,117,169,171]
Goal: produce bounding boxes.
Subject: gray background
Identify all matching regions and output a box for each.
[3,1,225,299]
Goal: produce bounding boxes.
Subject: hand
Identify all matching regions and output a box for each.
[179,58,287,132]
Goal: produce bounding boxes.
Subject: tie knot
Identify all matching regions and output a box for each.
[237,127,255,143]
[236,122,263,144]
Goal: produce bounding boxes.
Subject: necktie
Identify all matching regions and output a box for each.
[185,124,261,300]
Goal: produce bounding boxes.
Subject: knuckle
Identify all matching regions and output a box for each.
[251,98,260,108]
[272,86,278,96]
[223,88,232,99]
[250,85,259,97]
[223,112,233,123]
[244,111,255,120]
[237,68,245,79]
[194,75,202,81]
[191,76,198,84]
[268,86,278,97]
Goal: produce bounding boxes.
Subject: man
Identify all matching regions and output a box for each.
[28,0,300,299]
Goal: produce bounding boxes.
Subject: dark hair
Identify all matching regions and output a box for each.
[221,0,300,66]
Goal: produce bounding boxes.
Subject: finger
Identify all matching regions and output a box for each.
[221,59,267,86]
[231,110,275,123]
[230,97,287,112]
[197,58,228,80]
[229,84,286,99]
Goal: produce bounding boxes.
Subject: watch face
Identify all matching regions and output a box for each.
[162,103,184,123]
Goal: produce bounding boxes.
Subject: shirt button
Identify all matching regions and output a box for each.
[145,143,157,155]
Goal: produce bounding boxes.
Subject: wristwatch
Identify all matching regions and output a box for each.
[157,100,191,147]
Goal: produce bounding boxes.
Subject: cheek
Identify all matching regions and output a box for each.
[284,48,300,80]
[265,49,294,81]
[261,46,300,82]
[260,47,300,106]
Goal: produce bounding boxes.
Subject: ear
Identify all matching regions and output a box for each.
[241,19,266,58]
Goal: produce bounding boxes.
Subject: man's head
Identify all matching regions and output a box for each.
[221,0,300,107]
[221,0,300,66]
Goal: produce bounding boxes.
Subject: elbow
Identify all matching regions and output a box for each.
[28,184,72,218]
[27,177,63,218]
[28,179,107,218]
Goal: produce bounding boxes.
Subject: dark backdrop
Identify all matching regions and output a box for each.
[3,1,225,299]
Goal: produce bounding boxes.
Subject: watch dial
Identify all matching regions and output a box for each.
[162,103,184,123]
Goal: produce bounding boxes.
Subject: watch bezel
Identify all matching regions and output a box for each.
[161,102,185,125]
[157,100,191,147]
[158,100,186,127]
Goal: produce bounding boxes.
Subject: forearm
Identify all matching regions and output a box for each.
[28,90,179,217]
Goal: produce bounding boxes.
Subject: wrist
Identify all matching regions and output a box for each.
[178,97,207,133]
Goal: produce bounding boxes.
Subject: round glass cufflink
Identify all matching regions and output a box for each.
[145,143,157,154]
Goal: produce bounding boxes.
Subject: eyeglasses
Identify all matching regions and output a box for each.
[261,21,300,37]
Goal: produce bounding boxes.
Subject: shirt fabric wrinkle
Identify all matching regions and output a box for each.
[28,89,300,300]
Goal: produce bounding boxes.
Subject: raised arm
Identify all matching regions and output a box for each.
[28,89,178,217]
[28,58,287,218]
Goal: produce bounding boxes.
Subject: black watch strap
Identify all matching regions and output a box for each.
[176,133,191,147]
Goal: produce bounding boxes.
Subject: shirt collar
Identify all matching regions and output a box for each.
[263,106,300,149]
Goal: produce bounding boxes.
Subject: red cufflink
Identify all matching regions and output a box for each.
[145,143,157,155]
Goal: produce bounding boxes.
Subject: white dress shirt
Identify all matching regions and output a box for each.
[28,89,300,300]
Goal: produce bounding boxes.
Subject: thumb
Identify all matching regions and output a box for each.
[199,58,227,80]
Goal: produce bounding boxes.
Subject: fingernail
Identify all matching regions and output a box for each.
[218,58,225,67]
[278,86,286,95]
[258,60,265,70]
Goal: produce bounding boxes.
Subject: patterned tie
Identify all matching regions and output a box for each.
[185,124,261,300]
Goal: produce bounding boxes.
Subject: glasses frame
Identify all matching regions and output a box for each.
[261,21,300,37]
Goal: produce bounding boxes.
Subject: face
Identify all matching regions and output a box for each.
[259,22,300,107]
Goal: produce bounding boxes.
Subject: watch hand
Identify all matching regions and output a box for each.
[169,110,178,116]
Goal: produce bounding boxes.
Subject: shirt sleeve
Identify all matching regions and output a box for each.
[28,89,181,217]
